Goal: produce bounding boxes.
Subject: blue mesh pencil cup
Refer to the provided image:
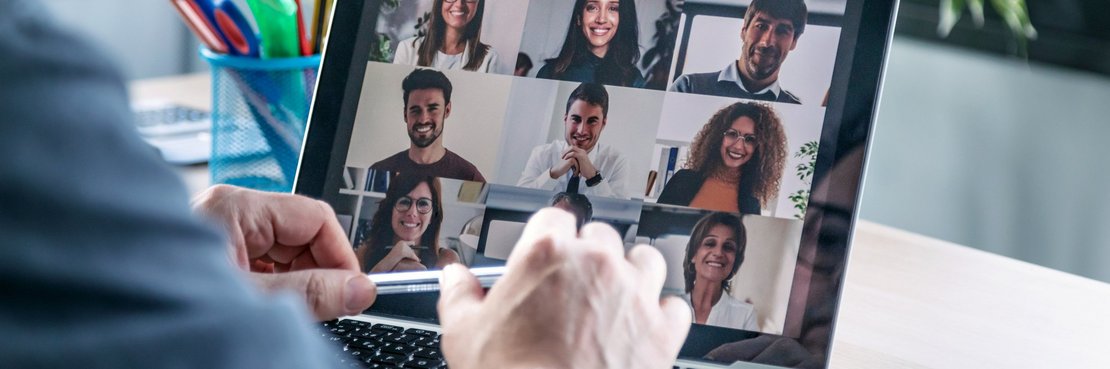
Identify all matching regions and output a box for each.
[202,48,320,192]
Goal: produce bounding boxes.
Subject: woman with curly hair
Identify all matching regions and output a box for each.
[682,212,757,330]
[392,0,499,72]
[357,173,459,273]
[657,101,786,214]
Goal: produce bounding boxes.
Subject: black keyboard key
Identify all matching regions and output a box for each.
[413,336,440,348]
[372,324,405,333]
[404,328,436,337]
[403,358,444,369]
[372,353,407,366]
[347,349,371,361]
[385,334,419,345]
[381,343,417,356]
[354,330,386,340]
[348,339,380,353]
[412,347,442,360]
[364,362,400,369]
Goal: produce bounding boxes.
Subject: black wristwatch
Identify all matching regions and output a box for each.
[585,171,603,187]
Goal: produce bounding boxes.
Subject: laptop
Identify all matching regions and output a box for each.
[294,0,897,367]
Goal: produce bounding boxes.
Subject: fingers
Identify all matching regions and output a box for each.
[508,208,576,267]
[437,264,483,327]
[264,197,358,271]
[659,295,693,351]
[578,222,625,261]
[627,244,668,299]
[252,269,377,321]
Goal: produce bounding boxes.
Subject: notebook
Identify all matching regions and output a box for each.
[295,0,897,367]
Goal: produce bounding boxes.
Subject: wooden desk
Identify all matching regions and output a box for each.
[130,74,1110,369]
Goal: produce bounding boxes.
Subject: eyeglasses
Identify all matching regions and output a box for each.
[443,0,478,3]
[723,129,757,145]
[395,196,434,214]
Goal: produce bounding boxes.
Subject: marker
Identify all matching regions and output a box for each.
[245,0,301,58]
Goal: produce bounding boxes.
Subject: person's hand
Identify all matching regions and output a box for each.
[369,240,422,273]
[437,208,691,369]
[562,146,598,179]
[549,148,578,179]
[192,185,376,320]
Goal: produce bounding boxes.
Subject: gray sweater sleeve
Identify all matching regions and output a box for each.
[0,1,338,367]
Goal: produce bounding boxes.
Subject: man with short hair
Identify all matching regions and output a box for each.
[371,69,486,182]
[518,83,632,199]
[668,0,807,104]
[551,192,594,230]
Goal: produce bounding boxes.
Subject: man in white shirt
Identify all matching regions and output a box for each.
[517,83,631,199]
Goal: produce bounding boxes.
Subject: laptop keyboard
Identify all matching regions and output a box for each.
[319,319,446,368]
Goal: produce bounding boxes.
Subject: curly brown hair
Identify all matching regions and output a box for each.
[685,102,786,207]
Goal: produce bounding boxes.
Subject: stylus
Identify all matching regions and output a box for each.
[367,266,505,295]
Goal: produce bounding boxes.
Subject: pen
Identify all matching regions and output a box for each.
[169,0,230,54]
[245,0,301,58]
[294,0,313,56]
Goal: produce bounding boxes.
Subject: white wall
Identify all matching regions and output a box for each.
[40,0,197,79]
[862,37,1110,283]
[654,92,824,219]
[493,78,560,185]
[493,79,665,198]
[650,214,801,334]
[517,0,670,77]
[675,16,841,107]
[374,0,529,75]
[346,62,513,180]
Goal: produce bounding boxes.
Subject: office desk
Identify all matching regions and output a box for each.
[131,74,1110,369]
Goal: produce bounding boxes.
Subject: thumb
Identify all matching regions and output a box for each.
[252,269,377,321]
[437,264,483,326]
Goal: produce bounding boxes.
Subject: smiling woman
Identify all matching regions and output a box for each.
[392,0,500,72]
[357,173,460,273]
[657,101,787,215]
[682,212,758,331]
[536,0,645,88]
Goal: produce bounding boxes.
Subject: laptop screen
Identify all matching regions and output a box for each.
[298,0,895,367]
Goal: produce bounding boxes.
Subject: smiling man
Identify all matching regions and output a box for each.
[371,69,486,182]
[668,0,807,104]
[518,83,631,199]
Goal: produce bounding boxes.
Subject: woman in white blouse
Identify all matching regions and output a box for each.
[393,0,499,72]
[683,212,759,331]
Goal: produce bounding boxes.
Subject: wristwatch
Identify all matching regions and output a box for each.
[585,171,603,187]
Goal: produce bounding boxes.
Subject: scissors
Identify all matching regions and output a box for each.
[170,0,261,57]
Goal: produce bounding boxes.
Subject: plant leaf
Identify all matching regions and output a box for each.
[938,0,966,37]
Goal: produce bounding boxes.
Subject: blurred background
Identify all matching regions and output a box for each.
[41,0,1110,282]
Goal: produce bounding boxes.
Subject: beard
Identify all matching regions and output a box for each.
[408,123,442,148]
[744,44,783,81]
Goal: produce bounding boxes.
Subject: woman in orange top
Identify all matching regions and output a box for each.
[657,102,786,214]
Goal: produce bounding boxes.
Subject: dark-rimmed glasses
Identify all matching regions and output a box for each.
[395,196,434,214]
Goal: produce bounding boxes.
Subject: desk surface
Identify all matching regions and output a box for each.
[131,74,1110,369]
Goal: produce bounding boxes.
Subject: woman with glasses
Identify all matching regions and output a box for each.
[657,102,786,214]
[393,0,499,72]
[536,0,644,87]
[357,173,459,273]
